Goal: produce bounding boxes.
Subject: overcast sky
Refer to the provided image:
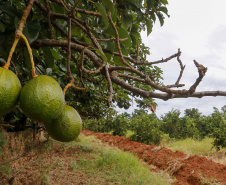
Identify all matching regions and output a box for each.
[118,0,226,117]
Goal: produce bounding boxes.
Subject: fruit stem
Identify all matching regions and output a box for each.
[20,34,38,78]
[3,37,20,69]
[17,0,35,34]
[3,0,35,70]
[63,82,72,96]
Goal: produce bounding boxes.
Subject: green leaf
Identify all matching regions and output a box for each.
[156,13,164,26]
[113,55,122,66]
[23,20,41,44]
[95,3,109,29]
[159,7,169,17]
[0,22,5,32]
[93,48,108,62]
[160,0,168,5]
[50,49,62,59]
[0,5,21,18]
[122,14,132,30]
[146,19,153,36]
[131,32,141,45]
[46,68,52,75]
[126,0,142,8]
[100,0,115,14]
[42,47,54,68]
[49,3,65,14]
[117,27,132,48]
[105,40,115,53]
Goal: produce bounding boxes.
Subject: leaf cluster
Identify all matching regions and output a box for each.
[0,0,168,118]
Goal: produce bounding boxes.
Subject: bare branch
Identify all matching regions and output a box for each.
[105,65,114,106]
[97,38,128,42]
[32,39,226,100]
[81,64,105,74]
[44,0,54,39]
[117,73,146,83]
[110,70,226,100]
[187,60,208,95]
[50,0,101,16]
[131,50,181,65]
[165,49,186,88]
[66,16,75,83]
[108,14,134,68]
[175,48,185,86]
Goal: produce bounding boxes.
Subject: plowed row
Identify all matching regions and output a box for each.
[82,130,226,185]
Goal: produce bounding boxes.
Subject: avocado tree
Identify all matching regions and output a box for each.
[1,0,226,123]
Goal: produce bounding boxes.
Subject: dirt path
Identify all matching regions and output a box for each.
[82,130,226,185]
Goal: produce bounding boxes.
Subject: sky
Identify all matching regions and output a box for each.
[118,0,226,117]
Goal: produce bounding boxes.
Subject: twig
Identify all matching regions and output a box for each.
[81,64,105,74]
[50,0,101,16]
[117,73,146,83]
[108,14,133,68]
[45,0,54,39]
[0,153,26,166]
[187,60,208,95]
[59,0,70,11]
[131,50,181,65]
[17,0,35,34]
[105,65,114,106]
[66,16,74,82]
[0,124,15,128]
[97,38,128,42]
[175,49,185,86]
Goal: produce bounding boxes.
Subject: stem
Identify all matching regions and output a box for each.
[3,37,20,69]
[17,0,35,34]
[3,0,35,69]
[20,34,38,78]
[63,82,72,96]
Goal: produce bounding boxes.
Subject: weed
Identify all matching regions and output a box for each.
[69,161,77,171]
[42,173,50,185]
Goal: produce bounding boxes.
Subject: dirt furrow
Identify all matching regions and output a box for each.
[82,130,226,185]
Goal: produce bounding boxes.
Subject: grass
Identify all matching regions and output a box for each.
[67,135,174,185]
[160,137,226,166]
[0,131,174,185]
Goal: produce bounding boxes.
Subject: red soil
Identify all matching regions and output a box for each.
[82,130,226,185]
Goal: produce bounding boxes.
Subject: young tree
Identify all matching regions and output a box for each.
[1,0,226,120]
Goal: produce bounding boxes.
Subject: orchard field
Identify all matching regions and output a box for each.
[0,0,226,184]
[83,107,226,151]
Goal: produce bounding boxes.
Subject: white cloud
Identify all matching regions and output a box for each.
[141,0,226,117]
[118,1,226,117]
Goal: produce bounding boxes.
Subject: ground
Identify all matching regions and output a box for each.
[82,130,226,185]
[0,129,225,185]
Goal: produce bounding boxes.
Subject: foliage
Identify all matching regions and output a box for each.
[130,111,162,145]
[209,109,226,150]
[84,106,226,150]
[108,113,130,136]
[83,117,112,133]
[0,0,168,123]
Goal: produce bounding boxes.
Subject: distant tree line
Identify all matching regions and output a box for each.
[83,106,226,150]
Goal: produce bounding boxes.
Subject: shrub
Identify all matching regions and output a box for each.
[130,113,162,145]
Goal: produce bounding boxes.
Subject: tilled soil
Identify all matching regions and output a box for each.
[82,130,226,185]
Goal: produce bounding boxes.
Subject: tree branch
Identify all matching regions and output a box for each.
[44,0,54,39]
[32,39,226,100]
[108,14,133,68]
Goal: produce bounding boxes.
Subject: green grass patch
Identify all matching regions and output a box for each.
[161,137,226,156]
[71,135,174,185]
[0,131,175,184]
